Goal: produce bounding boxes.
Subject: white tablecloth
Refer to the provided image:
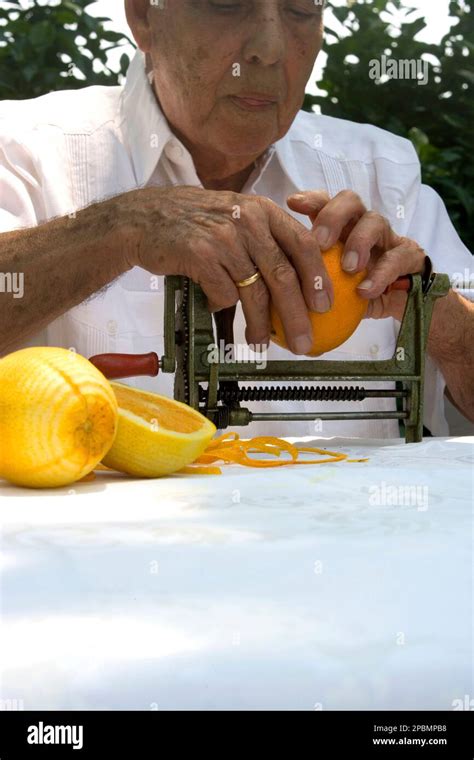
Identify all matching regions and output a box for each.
[1,436,473,711]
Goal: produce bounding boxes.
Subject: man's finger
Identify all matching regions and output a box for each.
[343,210,398,272]
[249,235,314,355]
[357,238,427,301]
[364,290,409,321]
[265,201,335,313]
[287,190,330,223]
[237,276,272,349]
[308,190,367,252]
[199,267,240,313]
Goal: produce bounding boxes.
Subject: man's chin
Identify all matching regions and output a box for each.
[212,125,280,158]
[221,138,276,158]
[211,103,281,154]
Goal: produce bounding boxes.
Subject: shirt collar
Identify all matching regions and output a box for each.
[120,49,303,193]
[119,50,175,187]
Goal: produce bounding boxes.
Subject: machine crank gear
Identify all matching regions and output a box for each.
[174,277,191,406]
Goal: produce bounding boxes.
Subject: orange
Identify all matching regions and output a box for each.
[102,382,217,478]
[0,347,118,488]
[270,241,368,356]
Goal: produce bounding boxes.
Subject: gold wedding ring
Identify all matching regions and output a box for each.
[236,269,262,288]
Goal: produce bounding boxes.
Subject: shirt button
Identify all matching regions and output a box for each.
[165,143,183,162]
[107,320,118,336]
[370,344,379,356]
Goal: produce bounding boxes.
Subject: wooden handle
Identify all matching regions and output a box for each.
[89,352,160,379]
[383,276,412,295]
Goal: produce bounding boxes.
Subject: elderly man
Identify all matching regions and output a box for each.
[0,0,473,439]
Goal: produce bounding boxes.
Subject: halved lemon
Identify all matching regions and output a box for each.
[102,382,217,478]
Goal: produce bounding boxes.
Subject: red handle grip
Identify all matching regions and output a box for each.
[383,276,411,295]
[89,352,160,380]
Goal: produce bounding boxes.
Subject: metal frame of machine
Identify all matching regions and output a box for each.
[162,271,451,442]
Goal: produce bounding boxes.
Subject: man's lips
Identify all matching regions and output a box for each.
[229,93,278,111]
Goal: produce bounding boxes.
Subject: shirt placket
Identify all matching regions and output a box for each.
[318,152,371,208]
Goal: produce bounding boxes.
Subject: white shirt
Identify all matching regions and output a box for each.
[1,50,473,438]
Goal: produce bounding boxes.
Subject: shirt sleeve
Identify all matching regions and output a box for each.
[0,122,47,231]
[403,182,474,435]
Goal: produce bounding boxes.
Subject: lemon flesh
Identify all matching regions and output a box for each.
[102,382,217,478]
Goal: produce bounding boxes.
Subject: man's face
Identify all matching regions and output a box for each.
[139,0,324,159]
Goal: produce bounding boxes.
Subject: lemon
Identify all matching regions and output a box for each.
[102,382,217,478]
[0,347,118,488]
[270,241,368,356]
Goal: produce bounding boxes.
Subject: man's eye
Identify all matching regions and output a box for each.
[289,9,313,18]
[207,0,322,18]
[286,2,323,19]
[209,1,243,11]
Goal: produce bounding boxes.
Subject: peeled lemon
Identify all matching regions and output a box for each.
[102,382,217,478]
[270,241,368,356]
[0,347,118,488]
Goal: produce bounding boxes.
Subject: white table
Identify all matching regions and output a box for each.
[1,436,472,711]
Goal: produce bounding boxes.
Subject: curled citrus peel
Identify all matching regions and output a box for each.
[89,432,369,478]
[177,432,369,475]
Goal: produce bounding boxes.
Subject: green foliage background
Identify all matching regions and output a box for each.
[0,0,472,251]
[0,0,132,96]
[305,0,473,252]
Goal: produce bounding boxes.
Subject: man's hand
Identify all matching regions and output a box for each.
[116,185,334,354]
[287,189,427,321]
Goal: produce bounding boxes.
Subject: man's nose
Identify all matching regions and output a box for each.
[242,8,286,66]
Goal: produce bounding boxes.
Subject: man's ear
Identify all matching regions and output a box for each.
[124,0,153,53]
